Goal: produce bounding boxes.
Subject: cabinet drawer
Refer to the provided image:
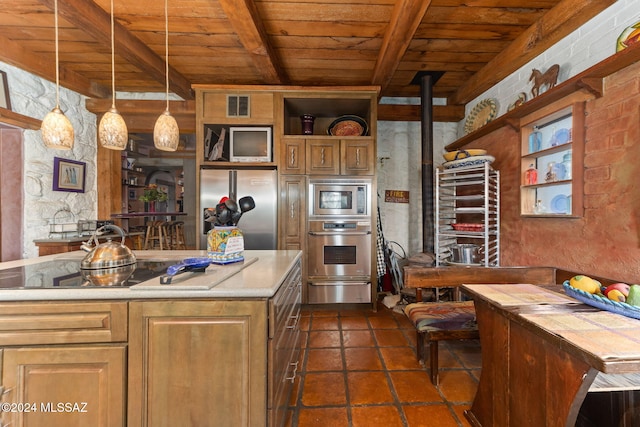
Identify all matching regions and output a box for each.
[268,327,301,427]
[269,261,302,338]
[0,301,127,345]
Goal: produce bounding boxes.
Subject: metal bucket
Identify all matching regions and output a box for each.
[449,244,482,264]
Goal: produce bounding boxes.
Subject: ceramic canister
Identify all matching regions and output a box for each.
[300,114,315,135]
[207,226,245,264]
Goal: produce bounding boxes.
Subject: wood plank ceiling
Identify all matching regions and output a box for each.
[0,0,616,122]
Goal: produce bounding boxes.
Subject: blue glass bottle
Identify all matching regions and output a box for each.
[528,127,542,153]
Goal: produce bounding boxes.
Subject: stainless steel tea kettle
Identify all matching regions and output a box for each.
[80,224,136,269]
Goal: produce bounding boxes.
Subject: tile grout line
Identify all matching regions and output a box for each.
[291,307,481,426]
[367,312,412,427]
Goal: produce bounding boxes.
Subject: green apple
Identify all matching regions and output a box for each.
[627,285,640,307]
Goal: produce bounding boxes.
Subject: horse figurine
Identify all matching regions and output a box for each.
[529,64,560,97]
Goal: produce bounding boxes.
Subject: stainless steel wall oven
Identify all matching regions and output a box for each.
[306,177,373,304]
[307,220,372,304]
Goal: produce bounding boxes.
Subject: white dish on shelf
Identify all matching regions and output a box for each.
[443,155,495,169]
[550,194,570,214]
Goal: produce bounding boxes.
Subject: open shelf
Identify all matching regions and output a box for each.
[446,44,640,151]
[283,97,372,136]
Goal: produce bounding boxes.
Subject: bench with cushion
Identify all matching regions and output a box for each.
[404,299,478,385]
[402,266,558,385]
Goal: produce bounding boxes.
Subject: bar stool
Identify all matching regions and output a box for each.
[144,220,170,250]
[169,221,187,250]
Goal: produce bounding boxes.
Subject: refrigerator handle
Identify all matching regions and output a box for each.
[229,170,237,201]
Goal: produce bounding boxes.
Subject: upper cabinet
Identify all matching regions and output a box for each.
[193,87,276,168]
[276,89,378,176]
[520,100,585,217]
[280,94,374,136]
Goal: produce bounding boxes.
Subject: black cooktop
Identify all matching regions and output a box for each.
[0,259,175,289]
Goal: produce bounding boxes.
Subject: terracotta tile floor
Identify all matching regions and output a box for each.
[286,303,482,427]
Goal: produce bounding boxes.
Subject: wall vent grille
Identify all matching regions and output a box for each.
[227,95,250,117]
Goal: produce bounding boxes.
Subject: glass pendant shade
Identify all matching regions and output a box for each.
[99,108,128,150]
[153,110,179,151]
[41,0,74,150]
[41,107,74,150]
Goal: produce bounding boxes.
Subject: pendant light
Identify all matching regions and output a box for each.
[98,0,128,150]
[41,0,74,150]
[153,0,179,152]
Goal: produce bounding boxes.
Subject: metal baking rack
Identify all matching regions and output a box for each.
[48,209,78,239]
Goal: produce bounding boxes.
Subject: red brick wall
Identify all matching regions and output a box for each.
[461,60,640,282]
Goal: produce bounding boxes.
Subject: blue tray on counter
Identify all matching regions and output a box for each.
[563,281,640,320]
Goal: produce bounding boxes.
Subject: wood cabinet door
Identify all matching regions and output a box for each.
[278,175,306,250]
[340,139,375,175]
[279,138,306,174]
[1,345,126,427]
[306,139,340,175]
[128,300,267,427]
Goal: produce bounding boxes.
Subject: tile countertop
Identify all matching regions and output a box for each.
[0,250,302,301]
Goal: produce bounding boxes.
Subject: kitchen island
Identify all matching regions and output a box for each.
[0,250,302,427]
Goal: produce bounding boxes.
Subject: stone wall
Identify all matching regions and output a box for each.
[0,62,97,259]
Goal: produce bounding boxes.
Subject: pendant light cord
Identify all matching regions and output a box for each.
[164,0,170,112]
[54,0,60,108]
[110,0,116,109]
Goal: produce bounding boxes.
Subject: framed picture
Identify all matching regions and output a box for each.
[0,71,11,110]
[53,157,86,193]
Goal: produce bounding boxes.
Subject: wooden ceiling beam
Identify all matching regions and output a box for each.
[371,0,432,93]
[217,0,289,85]
[86,97,461,125]
[85,99,196,132]
[451,0,616,105]
[378,104,464,122]
[0,34,111,99]
[37,0,194,100]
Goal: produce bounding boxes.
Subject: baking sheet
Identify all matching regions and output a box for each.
[130,257,258,290]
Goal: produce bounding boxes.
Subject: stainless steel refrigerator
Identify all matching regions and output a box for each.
[200,168,277,250]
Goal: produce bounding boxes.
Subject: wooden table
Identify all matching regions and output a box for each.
[462,283,640,427]
[111,212,186,220]
[34,232,145,255]
[111,212,187,234]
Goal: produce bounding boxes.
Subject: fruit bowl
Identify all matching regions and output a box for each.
[563,281,640,320]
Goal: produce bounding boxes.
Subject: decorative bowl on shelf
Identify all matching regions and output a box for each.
[464,99,497,134]
[562,281,640,320]
[616,21,640,52]
[327,115,368,136]
[443,149,487,162]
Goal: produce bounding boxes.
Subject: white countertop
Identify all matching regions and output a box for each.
[0,250,302,301]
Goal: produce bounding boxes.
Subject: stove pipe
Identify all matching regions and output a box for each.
[420,75,435,255]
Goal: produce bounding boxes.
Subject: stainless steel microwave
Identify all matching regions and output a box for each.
[309,178,372,218]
